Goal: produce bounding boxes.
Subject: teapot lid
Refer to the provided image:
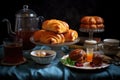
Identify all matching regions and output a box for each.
[16,5,37,17]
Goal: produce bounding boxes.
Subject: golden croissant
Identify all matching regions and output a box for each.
[63,29,78,42]
[42,19,69,33]
[33,30,65,44]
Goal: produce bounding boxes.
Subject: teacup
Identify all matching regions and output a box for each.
[99,39,120,55]
[2,38,26,65]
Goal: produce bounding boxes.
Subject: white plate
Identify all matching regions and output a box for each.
[30,36,80,47]
[61,55,110,70]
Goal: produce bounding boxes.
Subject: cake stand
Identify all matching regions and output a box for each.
[30,36,80,50]
[80,28,104,40]
[30,37,80,59]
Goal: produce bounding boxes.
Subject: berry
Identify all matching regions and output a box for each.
[75,62,83,67]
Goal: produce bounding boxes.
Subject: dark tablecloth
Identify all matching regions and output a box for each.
[0,45,120,80]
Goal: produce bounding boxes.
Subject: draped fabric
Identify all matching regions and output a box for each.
[0,45,120,80]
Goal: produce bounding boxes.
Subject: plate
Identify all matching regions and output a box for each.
[61,55,110,70]
[30,36,80,46]
[79,28,104,32]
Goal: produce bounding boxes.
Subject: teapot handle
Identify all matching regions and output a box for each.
[37,16,45,29]
[2,18,16,37]
[38,16,45,22]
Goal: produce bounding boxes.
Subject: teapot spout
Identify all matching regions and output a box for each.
[2,18,16,37]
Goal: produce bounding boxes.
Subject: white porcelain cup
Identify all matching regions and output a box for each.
[84,40,97,51]
[101,39,120,55]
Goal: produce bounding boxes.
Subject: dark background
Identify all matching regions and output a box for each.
[0,0,120,44]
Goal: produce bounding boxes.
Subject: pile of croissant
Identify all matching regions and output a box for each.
[33,19,78,44]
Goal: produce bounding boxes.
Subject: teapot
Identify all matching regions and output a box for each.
[2,5,44,50]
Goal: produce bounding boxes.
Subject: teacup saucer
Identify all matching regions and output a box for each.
[0,57,26,66]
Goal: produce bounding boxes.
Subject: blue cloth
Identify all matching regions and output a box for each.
[0,45,120,80]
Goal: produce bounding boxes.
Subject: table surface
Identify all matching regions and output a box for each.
[0,45,120,80]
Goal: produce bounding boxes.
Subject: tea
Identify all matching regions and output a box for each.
[16,30,36,50]
[3,42,24,64]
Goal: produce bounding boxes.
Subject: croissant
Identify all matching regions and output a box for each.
[63,29,78,42]
[42,19,69,33]
[33,30,65,44]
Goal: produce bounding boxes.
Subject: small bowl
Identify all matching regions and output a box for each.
[30,50,56,64]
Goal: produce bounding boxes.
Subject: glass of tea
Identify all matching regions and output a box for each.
[86,48,94,62]
[2,38,26,65]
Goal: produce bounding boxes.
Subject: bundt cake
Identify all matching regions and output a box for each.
[80,16,104,29]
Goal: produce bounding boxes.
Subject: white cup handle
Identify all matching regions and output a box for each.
[98,42,104,50]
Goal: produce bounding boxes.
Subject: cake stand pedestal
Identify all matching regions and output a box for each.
[80,28,104,40]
